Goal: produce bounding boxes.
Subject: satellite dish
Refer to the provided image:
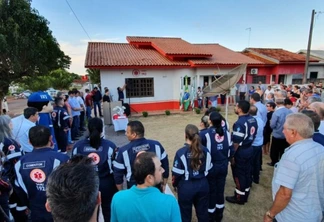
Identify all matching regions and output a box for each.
[202,63,247,119]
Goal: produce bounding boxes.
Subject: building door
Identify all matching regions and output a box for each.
[203,76,209,85]
[278,75,285,84]
[310,72,318,82]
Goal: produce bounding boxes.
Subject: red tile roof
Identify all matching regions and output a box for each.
[127,36,212,57]
[85,42,190,67]
[189,44,263,65]
[245,48,319,63]
[241,51,276,64]
[85,37,265,68]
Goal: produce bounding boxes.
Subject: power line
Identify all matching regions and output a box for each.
[65,0,92,41]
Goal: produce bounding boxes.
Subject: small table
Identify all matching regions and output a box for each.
[112,115,128,132]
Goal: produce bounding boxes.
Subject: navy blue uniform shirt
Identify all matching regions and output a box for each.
[72,138,117,177]
[52,106,70,130]
[14,148,69,221]
[38,113,58,151]
[232,114,258,148]
[200,125,232,162]
[113,138,169,185]
[172,143,212,187]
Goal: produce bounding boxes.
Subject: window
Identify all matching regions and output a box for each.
[125,78,154,98]
[252,76,266,84]
[310,72,318,79]
[183,77,191,85]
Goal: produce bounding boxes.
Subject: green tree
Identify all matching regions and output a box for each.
[0,0,71,112]
[20,76,52,92]
[50,69,75,90]
[86,68,100,84]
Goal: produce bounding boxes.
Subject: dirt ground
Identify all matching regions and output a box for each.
[125,110,273,222]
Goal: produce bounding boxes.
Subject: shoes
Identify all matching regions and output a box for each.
[267,162,274,167]
[225,196,245,205]
[253,180,259,184]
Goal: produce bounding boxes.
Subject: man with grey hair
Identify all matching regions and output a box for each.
[309,102,324,135]
[263,113,324,222]
[267,93,292,166]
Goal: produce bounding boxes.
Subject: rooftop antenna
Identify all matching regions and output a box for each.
[246,27,251,47]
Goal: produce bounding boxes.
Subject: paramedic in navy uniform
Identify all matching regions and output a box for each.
[200,111,232,222]
[172,124,212,222]
[72,117,117,222]
[52,97,70,153]
[113,120,169,191]
[14,125,69,222]
[226,100,258,205]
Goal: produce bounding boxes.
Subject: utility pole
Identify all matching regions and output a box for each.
[246,27,251,47]
[303,9,316,84]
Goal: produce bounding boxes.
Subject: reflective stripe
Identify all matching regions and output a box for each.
[72,148,77,156]
[244,122,248,141]
[123,152,132,181]
[205,152,212,176]
[6,152,22,160]
[205,133,211,153]
[9,203,17,208]
[172,167,185,175]
[63,115,70,120]
[216,204,225,209]
[113,161,125,169]
[16,206,27,211]
[233,131,245,137]
[107,147,113,174]
[245,187,250,192]
[180,155,189,180]
[155,145,161,159]
[0,142,3,151]
[227,130,232,146]
[235,188,245,195]
[58,110,61,128]
[208,208,216,213]
[53,159,61,170]
[161,151,167,160]
[14,161,28,196]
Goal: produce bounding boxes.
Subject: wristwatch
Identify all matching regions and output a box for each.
[266,211,274,220]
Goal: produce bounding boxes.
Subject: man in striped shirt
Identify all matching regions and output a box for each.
[264,113,324,222]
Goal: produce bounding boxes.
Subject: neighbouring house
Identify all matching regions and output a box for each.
[242,48,319,85]
[85,36,262,112]
[298,50,324,82]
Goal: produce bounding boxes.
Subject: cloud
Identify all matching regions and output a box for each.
[80,37,121,43]
[59,37,121,75]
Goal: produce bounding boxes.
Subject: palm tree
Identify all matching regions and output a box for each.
[86,68,100,84]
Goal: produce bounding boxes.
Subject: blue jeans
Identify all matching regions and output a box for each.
[71,115,80,140]
[86,106,92,120]
[93,101,102,117]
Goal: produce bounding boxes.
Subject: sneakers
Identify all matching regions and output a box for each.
[225,196,245,205]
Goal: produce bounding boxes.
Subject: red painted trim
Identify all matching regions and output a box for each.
[130,101,180,112]
[85,65,191,69]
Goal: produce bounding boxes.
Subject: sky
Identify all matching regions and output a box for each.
[31,0,324,75]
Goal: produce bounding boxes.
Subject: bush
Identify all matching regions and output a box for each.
[165,110,171,116]
[142,111,148,117]
[194,107,201,114]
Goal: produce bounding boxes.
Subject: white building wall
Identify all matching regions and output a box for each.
[100,68,195,104]
[308,64,324,80]
[100,66,240,105]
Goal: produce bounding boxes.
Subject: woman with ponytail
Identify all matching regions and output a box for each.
[200,111,232,222]
[172,124,212,222]
[72,117,118,222]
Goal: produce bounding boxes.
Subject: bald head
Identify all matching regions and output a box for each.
[309,102,324,119]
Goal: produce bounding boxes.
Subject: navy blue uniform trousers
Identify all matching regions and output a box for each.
[100,176,117,222]
[178,178,209,222]
[231,147,253,202]
[207,161,228,222]
[251,145,262,184]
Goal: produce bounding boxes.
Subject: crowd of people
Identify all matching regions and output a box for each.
[0,81,323,222]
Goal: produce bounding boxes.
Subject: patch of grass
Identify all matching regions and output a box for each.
[165,110,171,115]
[142,111,148,117]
